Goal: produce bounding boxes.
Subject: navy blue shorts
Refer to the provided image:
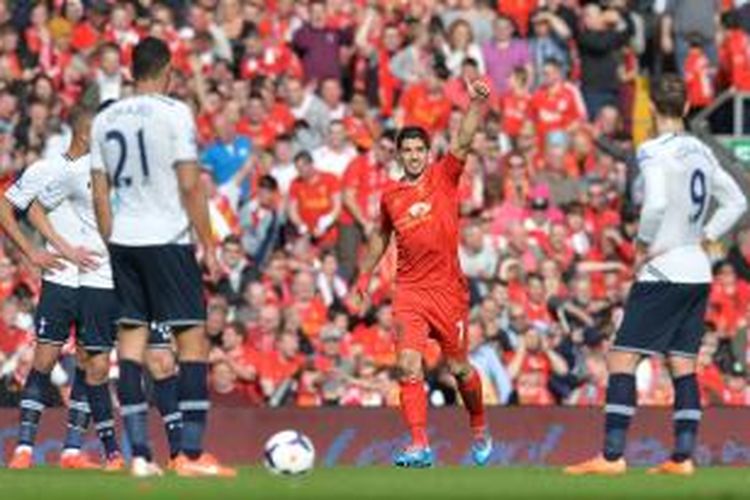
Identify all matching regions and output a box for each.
[613,282,711,358]
[148,322,174,349]
[78,287,117,353]
[109,244,206,328]
[34,280,78,346]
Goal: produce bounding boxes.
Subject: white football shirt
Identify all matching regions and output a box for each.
[636,132,747,283]
[4,157,80,288]
[38,153,113,289]
[90,94,199,246]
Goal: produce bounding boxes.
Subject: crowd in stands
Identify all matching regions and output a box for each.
[1,0,750,409]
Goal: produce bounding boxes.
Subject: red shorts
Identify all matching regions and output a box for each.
[393,283,469,362]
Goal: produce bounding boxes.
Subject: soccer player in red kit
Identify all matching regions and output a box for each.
[353,80,493,468]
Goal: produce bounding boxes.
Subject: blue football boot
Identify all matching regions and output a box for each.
[393,446,435,468]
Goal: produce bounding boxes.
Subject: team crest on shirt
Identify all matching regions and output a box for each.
[407,201,432,218]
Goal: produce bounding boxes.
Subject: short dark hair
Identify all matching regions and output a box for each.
[132,37,171,81]
[68,104,93,130]
[396,126,430,150]
[294,150,313,164]
[258,174,278,191]
[650,73,686,118]
[223,235,242,247]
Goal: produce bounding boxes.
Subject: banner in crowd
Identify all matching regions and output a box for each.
[1,408,750,466]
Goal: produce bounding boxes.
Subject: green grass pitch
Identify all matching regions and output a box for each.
[1,466,749,499]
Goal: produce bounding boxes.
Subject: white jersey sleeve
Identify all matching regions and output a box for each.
[4,159,59,210]
[172,104,199,164]
[704,165,747,241]
[636,151,668,244]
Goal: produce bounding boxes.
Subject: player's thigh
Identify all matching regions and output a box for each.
[393,298,431,360]
[140,245,206,327]
[425,289,470,363]
[34,281,78,348]
[77,287,118,355]
[117,324,149,363]
[666,284,711,362]
[108,244,149,326]
[145,341,177,380]
[613,282,685,357]
[174,325,210,362]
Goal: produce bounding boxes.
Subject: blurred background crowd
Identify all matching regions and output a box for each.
[0,0,750,410]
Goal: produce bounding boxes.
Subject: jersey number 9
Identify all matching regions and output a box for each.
[689,169,706,223]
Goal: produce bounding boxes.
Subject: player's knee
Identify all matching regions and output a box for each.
[607,350,640,374]
[32,345,61,373]
[447,360,472,381]
[397,350,423,380]
[667,355,697,378]
[85,354,110,385]
[146,349,176,380]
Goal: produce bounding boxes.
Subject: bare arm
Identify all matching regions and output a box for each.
[358,225,390,280]
[176,161,219,277]
[545,348,569,376]
[287,197,307,234]
[506,342,527,379]
[0,198,63,270]
[91,170,112,242]
[450,79,490,161]
[27,201,100,271]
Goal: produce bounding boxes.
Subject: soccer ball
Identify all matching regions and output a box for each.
[263,430,315,475]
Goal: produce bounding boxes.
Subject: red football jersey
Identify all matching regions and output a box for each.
[720,30,750,91]
[530,82,587,142]
[379,153,466,289]
[684,48,714,107]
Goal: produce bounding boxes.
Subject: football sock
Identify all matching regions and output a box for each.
[118,359,152,461]
[399,378,429,448]
[603,373,636,461]
[457,368,486,439]
[18,369,51,448]
[178,362,209,460]
[86,381,120,458]
[153,375,183,459]
[63,367,90,451]
[672,374,701,463]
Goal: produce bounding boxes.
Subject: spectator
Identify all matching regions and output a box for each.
[200,112,253,195]
[468,319,513,405]
[337,130,395,279]
[240,175,284,270]
[291,0,353,83]
[284,76,330,149]
[661,0,721,74]
[528,9,571,87]
[577,4,633,119]
[459,221,499,301]
[483,15,532,94]
[288,150,342,247]
[506,323,569,405]
[316,252,347,307]
[95,42,123,102]
[442,19,485,77]
[216,236,256,307]
[530,59,587,145]
[312,120,357,178]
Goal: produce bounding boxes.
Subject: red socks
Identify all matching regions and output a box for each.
[457,368,486,439]
[399,379,428,448]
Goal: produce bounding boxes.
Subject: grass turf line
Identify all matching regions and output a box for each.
[0,467,748,499]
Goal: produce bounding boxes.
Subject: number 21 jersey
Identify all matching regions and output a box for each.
[90,94,199,246]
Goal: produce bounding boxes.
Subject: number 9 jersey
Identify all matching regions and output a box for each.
[90,95,199,246]
[635,132,747,284]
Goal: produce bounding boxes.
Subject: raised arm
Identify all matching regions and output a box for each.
[450,79,491,162]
